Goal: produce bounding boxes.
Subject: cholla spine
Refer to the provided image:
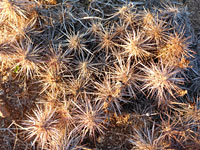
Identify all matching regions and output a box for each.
[0,0,198,150]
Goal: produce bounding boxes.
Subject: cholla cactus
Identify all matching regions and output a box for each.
[60,26,90,56]
[158,31,194,67]
[0,0,197,149]
[22,104,61,149]
[112,54,139,98]
[38,65,67,96]
[94,73,126,114]
[129,122,167,150]
[96,23,118,56]
[0,0,28,23]
[73,53,100,78]
[140,61,184,107]
[46,44,70,72]
[11,39,43,79]
[66,75,89,99]
[0,0,37,43]
[71,95,106,140]
[143,17,169,45]
[121,29,153,61]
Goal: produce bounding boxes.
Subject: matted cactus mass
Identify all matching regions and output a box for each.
[0,0,199,149]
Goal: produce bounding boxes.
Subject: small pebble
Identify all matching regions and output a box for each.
[97,135,105,143]
[0,89,4,95]
[0,100,10,118]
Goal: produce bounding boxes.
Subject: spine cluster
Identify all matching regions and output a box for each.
[0,0,199,150]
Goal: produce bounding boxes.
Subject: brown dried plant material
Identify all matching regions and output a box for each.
[113,113,131,126]
[37,0,58,5]
[47,0,57,5]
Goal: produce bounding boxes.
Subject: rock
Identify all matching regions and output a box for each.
[97,135,105,143]
[0,100,10,118]
[0,89,4,95]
